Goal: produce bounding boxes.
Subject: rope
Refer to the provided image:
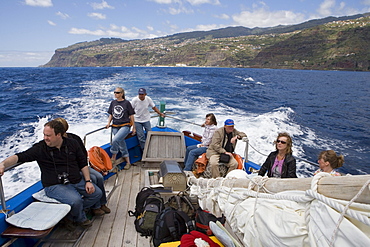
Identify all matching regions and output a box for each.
[311,172,331,192]
[248,142,319,167]
[165,115,202,127]
[248,142,269,157]
[306,187,370,237]
[328,178,370,246]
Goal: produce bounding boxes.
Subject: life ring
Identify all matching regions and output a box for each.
[232,153,243,169]
[88,146,113,173]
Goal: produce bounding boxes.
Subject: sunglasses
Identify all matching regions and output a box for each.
[114,91,122,94]
[276,140,287,144]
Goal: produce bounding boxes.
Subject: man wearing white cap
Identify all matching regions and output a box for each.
[206,119,247,178]
[131,88,165,151]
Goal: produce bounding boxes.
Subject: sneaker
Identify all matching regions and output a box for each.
[92,208,105,216]
[100,205,111,214]
[124,163,131,170]
[78,219,93,228]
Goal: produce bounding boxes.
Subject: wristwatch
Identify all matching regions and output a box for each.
[85,179,92,183]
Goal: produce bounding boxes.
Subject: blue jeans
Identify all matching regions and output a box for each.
[184,145,208,171]
[44,179,102,223]
[111,126,130,157]
[89,167,107,205]
[135,121,152,150]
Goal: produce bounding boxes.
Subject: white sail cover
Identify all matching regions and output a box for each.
[189,171,370,247]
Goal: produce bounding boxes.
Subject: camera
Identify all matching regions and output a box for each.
[58,172,70,185]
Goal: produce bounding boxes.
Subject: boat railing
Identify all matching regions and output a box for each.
[164,112,319,168]
[83,126,112,146]
[1,162,25,215]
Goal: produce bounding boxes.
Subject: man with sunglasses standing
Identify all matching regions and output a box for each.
[258,132,297,178]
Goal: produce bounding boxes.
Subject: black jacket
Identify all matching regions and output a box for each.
[258,151,297,178]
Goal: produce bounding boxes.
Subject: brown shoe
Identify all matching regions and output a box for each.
[100,205,111,214]
[92,208,105,216]
[61,218,76,231]
[78,219,93,228]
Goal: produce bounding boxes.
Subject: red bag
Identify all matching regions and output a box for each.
[195,208,226,236]
[181,230,220,247]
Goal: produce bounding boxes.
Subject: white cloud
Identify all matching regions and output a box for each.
[184,23,224,32]
[214,13,229,20]
[56,11,70,19]
[317,0,336,16]
[24,0,52,7]
[150,0,178,4]
[186,0,220,5]
[168,6,194,14]
[150,0,219,5]
[232,8,306,28]
[315,0,363,17]
[88,12,107,20]
[90,1,114,10]
[68,26,158,40]
[47,20,56,26]
[0,51,54,67]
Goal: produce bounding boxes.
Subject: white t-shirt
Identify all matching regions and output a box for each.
[131,96,155,123]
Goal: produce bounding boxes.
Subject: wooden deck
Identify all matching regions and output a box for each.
[43,164,153,247]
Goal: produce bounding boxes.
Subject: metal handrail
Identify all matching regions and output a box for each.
[83,126,108,146]
[1,162,26,214]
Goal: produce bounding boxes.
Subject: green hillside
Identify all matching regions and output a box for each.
[43,15,370,71]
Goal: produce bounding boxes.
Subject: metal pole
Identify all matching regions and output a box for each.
[0,177,8,216]
[242,137,249,163]
[157,101,166,127]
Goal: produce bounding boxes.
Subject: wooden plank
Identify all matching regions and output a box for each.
[109,168,133,247]
[137,167,153,247]
[142,131,185,164]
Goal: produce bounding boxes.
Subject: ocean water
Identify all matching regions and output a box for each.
[0,67,369,199]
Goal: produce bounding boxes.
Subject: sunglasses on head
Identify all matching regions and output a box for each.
[114,91,122,94]
[276,140,287,144]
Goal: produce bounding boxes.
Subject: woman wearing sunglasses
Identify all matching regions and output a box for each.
[258,132,297,178]
[106,87,136,169]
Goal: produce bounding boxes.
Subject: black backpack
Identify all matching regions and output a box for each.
[166,191,198,220]
[152,207,195,247]
[128,187,164,236]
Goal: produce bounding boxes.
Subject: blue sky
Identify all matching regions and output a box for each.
[1,0,369,67]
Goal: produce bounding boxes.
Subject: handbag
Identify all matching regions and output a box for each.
[219,153,230,163]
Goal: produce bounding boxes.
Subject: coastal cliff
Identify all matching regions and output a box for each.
[43,15,370,71]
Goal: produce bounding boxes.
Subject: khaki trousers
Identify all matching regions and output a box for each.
[209,154,238,178]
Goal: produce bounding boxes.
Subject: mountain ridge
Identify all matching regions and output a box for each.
[43,13,370,71]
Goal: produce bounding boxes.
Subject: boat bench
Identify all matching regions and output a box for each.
[1,190,70,241]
